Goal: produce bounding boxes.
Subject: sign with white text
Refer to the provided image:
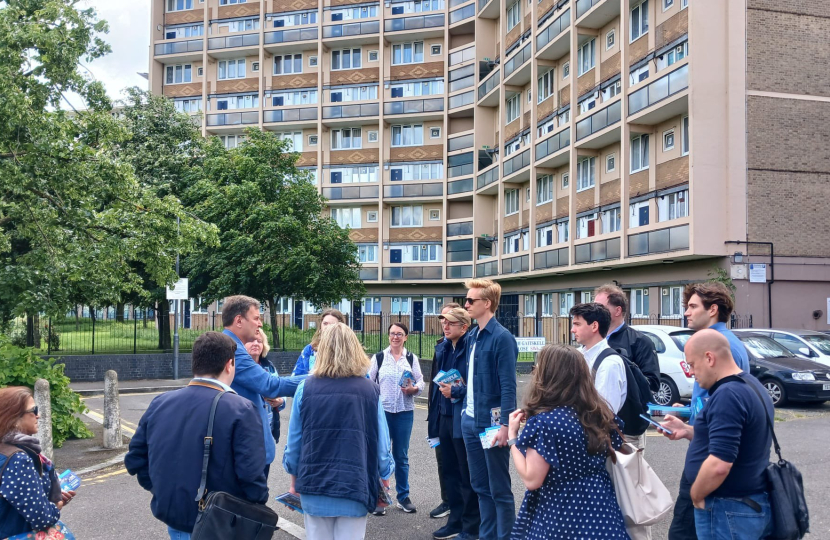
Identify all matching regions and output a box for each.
[516,337,546,353]
[749,263,767,283]
[166,278,189,300]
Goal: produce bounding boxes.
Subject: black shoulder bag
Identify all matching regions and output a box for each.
[191,391,280,540]
[746,380,809,540]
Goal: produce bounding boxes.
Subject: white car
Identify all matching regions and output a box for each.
[632,324,696,406]
[735,329,830,368]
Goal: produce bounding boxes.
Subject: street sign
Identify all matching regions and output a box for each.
[516,337,546,353]
[749,263,767,283]
[166,278,189,300]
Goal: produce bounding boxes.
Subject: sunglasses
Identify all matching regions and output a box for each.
[23,406,38,417]
[464,297,482,305]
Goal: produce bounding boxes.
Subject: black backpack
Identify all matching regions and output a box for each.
[592,347,652,436]
[374,351,414,383]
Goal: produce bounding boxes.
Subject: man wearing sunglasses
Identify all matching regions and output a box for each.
[461,279,518,540]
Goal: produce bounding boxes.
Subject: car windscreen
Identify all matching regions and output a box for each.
[801,334,830,355]
[739,335,795,359]
[669,331,693,352]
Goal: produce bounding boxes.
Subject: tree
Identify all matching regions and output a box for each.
[0,2,217,330]
[183,129,365,346]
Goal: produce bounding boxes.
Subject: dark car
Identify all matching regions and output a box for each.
[737,332,830,406]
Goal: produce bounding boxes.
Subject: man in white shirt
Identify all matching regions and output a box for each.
[570,302,627,413]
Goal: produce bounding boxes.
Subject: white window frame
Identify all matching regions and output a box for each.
[362,297,382,314]
[576,157,596,192]
[403,244,442,262]
[331,166,378,183]
[630,289,649,317]
[358,244,378,263]
[167,0,194,12]
[537,175,553,204]
[219,134,245,149]
[562,172,569,189]
[331,127,362,150]
[559,292,574,316]
[606,29,616,50]
[392,163,444,181]
[557,220,569,243]
[630,134,650,173]
[368,50,379,62]
[602,79,621,101]
[430,127,441,139]
[524,295,536,316]
[663,0,673,11]
[681,115,689,156]
[541,293,554,317]
[506,94,521,124]
[576,214,596,239]
[332,48,362,70]
[218,17,259,33]
[661,286,683,317]
[275,131,303,152]
[392,42,424,65]
[562,62,570,79]
[268,88,318,106]
[629,200,649,228]
[663,129,675,151]
[308,134,318,146]
[390,205,424,227]
[220,0,248,4]
[174,97,202,113]
[424,297,444,315]
[218,59,246,80]
[581,291,594,303]
[272,10,318,27]
[630,0,649,43]
[507,0,521,30]
[391,124,424,147]
[273,54,302,75]
[391,297,411,314]
[309,55,318,67]
[601,207,621,233]
[165,63,193,84]
[606,153,616,173]
[681,0,688,8]
[629,65,649,86]
[537,69,554,103]
[431,44,442,56]
[658,189,689,222]
[578,38,596,76]
[367,210,378,222]
[429,209,440,221]
[505,189,519,216]
[215,93,259,110]
[331,207,362,228]
[274,297,292,315]
[536,225,553,247]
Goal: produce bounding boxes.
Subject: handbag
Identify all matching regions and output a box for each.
[4,521,75,540]
[746,381,809,540]
[190,391,280,540]
[605,440,674,528]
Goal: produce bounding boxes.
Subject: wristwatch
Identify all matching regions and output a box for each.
[507,437,518,446]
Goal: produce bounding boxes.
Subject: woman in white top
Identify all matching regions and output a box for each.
[368,322,424,515]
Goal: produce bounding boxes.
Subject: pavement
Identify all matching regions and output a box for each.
[57,378,830,539]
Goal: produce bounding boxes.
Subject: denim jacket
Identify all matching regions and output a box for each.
[466,317,518,430]
[427,335,469,439]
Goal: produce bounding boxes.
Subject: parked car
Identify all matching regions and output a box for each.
[632,325,695,406]
[735,329,830,367]
[736,332,830,406]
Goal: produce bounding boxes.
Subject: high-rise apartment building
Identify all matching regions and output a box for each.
[149,0,830,331]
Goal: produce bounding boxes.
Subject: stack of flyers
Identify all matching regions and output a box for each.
[647,403,692,418]
[427,437,440,448]
[58,469,81,492]
[399,370,415,388]
[478,426,501,449]
[433,369,465,403]
[275,492,304,513]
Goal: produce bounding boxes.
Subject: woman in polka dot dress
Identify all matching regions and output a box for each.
[508,345,630,540]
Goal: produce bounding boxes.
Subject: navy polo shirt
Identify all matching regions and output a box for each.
[684,373,773,498]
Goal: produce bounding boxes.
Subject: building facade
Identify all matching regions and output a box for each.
[149,0,830,332]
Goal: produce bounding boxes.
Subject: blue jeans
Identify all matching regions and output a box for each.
[385,410,414,502]
[693,493,772,540]
[461,412,514,540]
[168,526,191,540]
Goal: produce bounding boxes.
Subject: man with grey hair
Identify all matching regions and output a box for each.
[222,295,305,475]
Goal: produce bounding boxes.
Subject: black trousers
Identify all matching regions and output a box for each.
[436,445,448,503]
[439,415,480,535]
[669,474,697,540]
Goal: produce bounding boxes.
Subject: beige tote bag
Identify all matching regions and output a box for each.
[606,442,674,528]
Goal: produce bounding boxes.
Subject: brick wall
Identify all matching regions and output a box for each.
[165,10,202,25]
[504,214,520,233]
[555,196,569,218]
[270,73,318,90]
[577,72,595,98]
[272,0,318,12]
[218,2,260,19]
[629,36,649,65]
[349,228,379,242]
[504,118,521,141]
[390,145,444,162]
[538,0,556,20]
[328,148,379,165]
[388,226,443,241]
[297,152,318,166]
[536,203,553,222]
[559,84,570,107]
[163,82,202,98]
[538,96,555,120]
[655,9,688,50]
[600,52,621,82]
[506,25,522,50]
[522,209,529,227]
[629,170,649,197]
[656,155,689,190]
[523,111,531,130]
[600,179,620,205]
[216,77,259,94]
[329,67,380,85]
[748,0,830,18]
[576,187,595,212]
[390,62,445,81]
[747,97,830,172]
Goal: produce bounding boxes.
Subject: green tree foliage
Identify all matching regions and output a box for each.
[708,266,737,300]
[0,336,91,446]
[0,1,217,324]
[183,129,365,343]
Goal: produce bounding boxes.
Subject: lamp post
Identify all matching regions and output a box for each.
[173,216,180,380]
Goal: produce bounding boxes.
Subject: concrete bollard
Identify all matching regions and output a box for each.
[103,370,123,449]
[34,379,53,461]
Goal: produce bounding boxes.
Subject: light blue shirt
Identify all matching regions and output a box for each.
[464,342,477,418]
[191,377,235,393]
[607,322,625,338]
[283,379,394,517]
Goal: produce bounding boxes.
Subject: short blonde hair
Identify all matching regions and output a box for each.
[464,278,502,313]
[313,323,371,379]
[257,328,271,357]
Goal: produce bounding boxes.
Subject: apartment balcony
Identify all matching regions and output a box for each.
[476,259,499,277]
[153,38,203,63]
[574,0,619,30]
[574,99,621,148]
[263,107,317,130]
[322,103,380,123]
[628,64,689,125]
[448,90,475,116]
[502,254,530,274]
[534,246,569,270]
[476,163,499,194]
[322,184,380,201]
[448,177,474,197]
[383,97,444,123]
[503,43,532,87]
[503,149,531,182]
[477,68,500,106]
[478,0,499,18]
[628,224,690,258]
[360,267,380,280]
[264,27,318,53]
[207,33,259,58]
[383,182,444,200]
[384,13,445,40]
[574,237,620,264]
[535,126,570,168]
[206,111,259,128]
[449,45,476,68]
[383,266,443,280]
[449,64,475,93]
[447,221,474,237]
[536,8,570,60]
[448,133,474,153]
[447,264,473,279]
[321,20,380,46]
[449,2,475,34]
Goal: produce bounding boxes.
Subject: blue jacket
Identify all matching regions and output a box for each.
[428,336,470,439]
[292,344,315,376]
[0,448,61,537]
[224,329,306,463]
[689,322,751,424]
[125,382,269,533]
[466,317,518,430]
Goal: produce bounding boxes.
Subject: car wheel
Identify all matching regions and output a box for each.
[762,378,788,407]
[652,376,680,406]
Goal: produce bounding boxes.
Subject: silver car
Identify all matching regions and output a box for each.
[632,325,696,406]
[736,329,830,368]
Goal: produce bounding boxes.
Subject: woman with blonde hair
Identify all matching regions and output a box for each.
[292,308,347,376]
[283,323,394,540]
[245,329,284,461]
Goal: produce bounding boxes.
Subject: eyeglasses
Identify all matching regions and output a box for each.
[389,332,406,338]
[23,406,38,417]
[440,320,461,327]
[464,298,482,305]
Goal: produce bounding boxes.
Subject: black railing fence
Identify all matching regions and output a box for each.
[8,308,752,357]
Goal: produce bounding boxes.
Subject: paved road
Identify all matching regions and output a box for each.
[64,389,830,539]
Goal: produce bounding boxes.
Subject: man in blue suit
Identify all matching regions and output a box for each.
[126,332,269,539]
[221,295,306,475]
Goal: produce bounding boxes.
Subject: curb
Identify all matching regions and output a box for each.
[74,453,128,476]
[75,385,186,397]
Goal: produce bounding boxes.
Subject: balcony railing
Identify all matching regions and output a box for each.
[384,13,445,32]
[502,254,529,274]
[575,100,621,141]
[384,98,444,115]
[264,27,318,44]
[628,224,690,257]
[448,239,473,262]
[576,0,602,19]
[478,0,493,13]
[448,156,474,178]
[449,3,475,24]
[535,127,571,161]
[574,237,621,264]
[263,108,318,122]
[477,68,500,100]
[476,260,499,277]
[448,90,475,110]
[449,64,476,92]
[534,247,569,269]
[536,9,570,49]
[449,45,475,67]
[448,177,474,195]
[383,266,442,280]
[207,111,258,126]
[447,221,474,237]
[208,33,259,50]
[322,103,379,119]
[447,264,473,279]
[360,267,379,280]
[322,185,380,200]
[503,149,530,176]
[448,133,474,152]
[477,165,498,189]
[322,21,380,38]
[155,39,203,56]
[384,182,443,198]
[628,64,689,115]
[504,44,531,78]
